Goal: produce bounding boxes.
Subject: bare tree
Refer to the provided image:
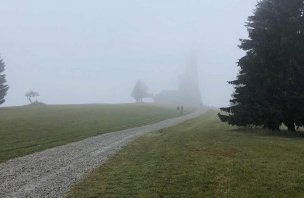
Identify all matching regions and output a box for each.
[25,90,40,104]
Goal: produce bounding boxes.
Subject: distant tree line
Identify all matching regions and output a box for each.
[219,0,304,132]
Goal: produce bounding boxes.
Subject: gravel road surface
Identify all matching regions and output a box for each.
[0,109,207,198]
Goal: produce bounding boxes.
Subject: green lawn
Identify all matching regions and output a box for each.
[68,110,304,197]
[0,104,181,163]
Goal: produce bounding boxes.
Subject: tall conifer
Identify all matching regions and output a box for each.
[219,0,304,131]
[0,56,8,105]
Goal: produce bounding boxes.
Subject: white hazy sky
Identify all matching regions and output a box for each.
[0,0,257,107]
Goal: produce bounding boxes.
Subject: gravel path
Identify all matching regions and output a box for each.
[0,109,207,198]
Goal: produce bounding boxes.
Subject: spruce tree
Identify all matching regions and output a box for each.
[219,0,304,132]
[0,56,8,105]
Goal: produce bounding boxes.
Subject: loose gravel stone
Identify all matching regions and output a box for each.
[0,110,207,198]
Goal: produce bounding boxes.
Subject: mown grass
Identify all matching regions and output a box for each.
[0,104,181,163]
[68,110,304,197]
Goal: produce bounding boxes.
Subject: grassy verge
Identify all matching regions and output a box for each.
[0,104,181,163]
[68,110,304,197]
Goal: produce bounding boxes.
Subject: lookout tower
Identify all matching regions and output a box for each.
[154,52,202,107]
[178,53,202,106]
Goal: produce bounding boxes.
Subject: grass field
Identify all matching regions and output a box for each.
[68,110,304,197]
[0,104,182,163]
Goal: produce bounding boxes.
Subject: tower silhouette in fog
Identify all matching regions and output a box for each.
[155,52,202,107]
[178,53,202,106]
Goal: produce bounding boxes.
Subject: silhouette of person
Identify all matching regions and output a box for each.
[177,106,180,111]
[181,106,184,114]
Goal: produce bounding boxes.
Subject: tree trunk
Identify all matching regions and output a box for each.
[264,122,280,131]
[27,97,32,104]
[287,122,296,132]
[272,125,280,131]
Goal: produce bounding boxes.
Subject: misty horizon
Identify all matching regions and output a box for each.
[0,0,256,107]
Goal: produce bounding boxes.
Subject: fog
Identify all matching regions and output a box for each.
[0,0,256,107]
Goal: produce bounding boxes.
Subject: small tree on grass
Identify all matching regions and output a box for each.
[25,90,40,104]
[0,56,8,105]
[131,80,149,103]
